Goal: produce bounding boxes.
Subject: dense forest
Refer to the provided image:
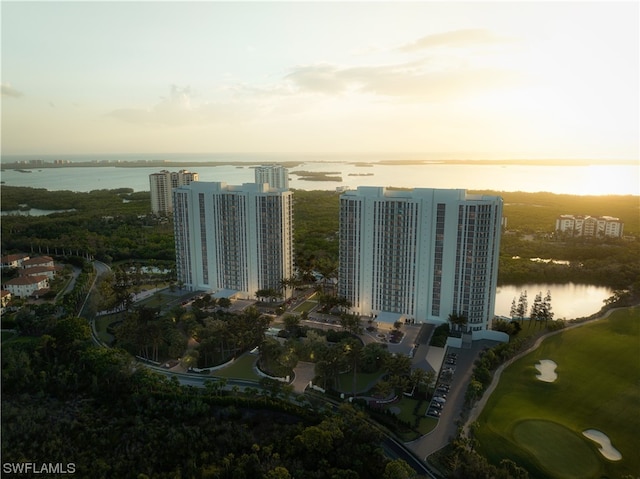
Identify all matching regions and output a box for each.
[2,314,421,478]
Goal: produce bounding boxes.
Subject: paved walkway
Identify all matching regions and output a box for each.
[462,305,637,437]
[291,361,316,393]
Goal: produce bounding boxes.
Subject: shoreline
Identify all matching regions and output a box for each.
[2,158,637,171]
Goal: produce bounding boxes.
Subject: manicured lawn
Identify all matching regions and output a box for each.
[384,396,438,440]
[211,353,262,381]
[336,370,383,394]
[95,314,121,345]
[293,300,318,314]
[476,307,640,479]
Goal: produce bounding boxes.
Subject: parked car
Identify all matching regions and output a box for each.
[427,409,441,417]
[433,396,446,404]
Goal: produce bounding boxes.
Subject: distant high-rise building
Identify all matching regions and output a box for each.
[173,182,294,299]
[149,169,199,215]
[254,165,289,190]
[338,187,503,332]
[555,214,624,238]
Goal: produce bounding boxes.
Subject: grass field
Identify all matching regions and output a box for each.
[476,306,640,479]
[95,314,121,345]
[336,370,383,393]
[293,300,318,314]
[212,353,262,381]
[385,396,438,439]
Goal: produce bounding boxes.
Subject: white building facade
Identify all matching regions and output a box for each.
[338,187,503,332]
[254,165,289,190]
[173,182,294,299]
[150,169,199,215]
[555,214,624,238]
[4,275,49,298]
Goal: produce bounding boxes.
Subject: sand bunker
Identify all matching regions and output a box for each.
[582,429,622,461]
[535,359,557,382]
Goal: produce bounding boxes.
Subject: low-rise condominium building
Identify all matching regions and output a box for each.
[555,214,624,238]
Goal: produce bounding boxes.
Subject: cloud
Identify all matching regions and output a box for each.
[397,28,516,52]
[285,60,523,100]
[2,83,24,98]
[107,85,254,126]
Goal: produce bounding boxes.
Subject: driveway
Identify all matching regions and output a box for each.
[405,339,499,459]
[291,361,316,393]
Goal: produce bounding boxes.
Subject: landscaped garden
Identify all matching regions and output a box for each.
[475,306,640,479]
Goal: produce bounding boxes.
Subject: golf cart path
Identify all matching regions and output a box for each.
[462,305,636,437]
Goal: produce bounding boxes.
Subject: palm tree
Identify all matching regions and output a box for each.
[409,367,434,399]
[343,339,363,398]
[279,277,292,299]
[448,312,468,334]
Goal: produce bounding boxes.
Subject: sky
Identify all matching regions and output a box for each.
[1,1,639,159]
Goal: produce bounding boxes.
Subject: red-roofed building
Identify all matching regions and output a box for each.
[22,256,55,269]
[1,290,11,308]
[1,253,30,269]
[4,275,50,298]
[19,265,57,280]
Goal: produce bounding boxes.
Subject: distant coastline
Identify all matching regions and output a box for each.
[1,157,636,171]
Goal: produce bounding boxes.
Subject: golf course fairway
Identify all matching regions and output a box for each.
[475,306,639,479]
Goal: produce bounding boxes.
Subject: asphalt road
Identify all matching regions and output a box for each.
[406,339,499,459]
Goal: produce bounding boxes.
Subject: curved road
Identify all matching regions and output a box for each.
[82,262,437,476]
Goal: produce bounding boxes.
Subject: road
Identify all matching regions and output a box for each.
[406,339,498,459]
[80,263,473,475]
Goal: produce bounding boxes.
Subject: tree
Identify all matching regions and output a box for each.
[509,298,517,320]
[383,459,416,479]
[530,292,542,322]
[540,290,554,325]
[283,314,301,337]
[343,338,363,398]
[315,347,347,390]
[516,291,528,322]
[360,343,388,373]
[448,312,468,333]
[339,312,362,335]
[410,367,434,399]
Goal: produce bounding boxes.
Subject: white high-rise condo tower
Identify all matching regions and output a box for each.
[173,182,294,299]
[149,169,199,215]
[338,187,503,333]
[255,165,289,190]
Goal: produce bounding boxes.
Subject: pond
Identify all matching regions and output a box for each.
[495,283,614,320]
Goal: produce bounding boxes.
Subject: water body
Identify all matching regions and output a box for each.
[495,283,613,320]
[1,160,637,196]
[1,208,76,216]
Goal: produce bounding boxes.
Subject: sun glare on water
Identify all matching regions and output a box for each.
[576,165,639,196]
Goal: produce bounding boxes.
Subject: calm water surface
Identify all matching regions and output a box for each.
[1,161,637,195]
[495,283,613,320]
